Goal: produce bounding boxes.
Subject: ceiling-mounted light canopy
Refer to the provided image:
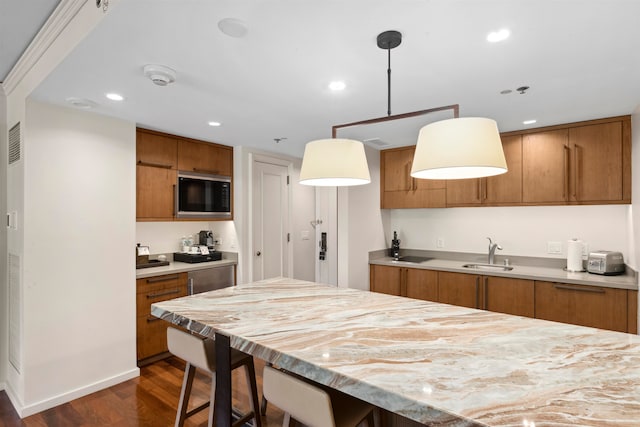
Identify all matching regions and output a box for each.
[299,139,370,186]
[411,117,507,180]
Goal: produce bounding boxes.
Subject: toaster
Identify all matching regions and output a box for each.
[586,251,625,275]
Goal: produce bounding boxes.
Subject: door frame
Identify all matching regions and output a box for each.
[248,153,294,281]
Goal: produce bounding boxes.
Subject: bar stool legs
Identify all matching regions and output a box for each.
[167,327,262,427]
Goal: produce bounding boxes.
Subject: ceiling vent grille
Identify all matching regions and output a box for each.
[363,138,391,149]
[9,122,21,165]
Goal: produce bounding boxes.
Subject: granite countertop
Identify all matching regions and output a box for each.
[370,251,638,291]
[136,258,237,279]
[152,278,640,426]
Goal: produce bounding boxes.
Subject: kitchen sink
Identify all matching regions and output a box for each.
[391,256,433,264]
[462,263,514,271]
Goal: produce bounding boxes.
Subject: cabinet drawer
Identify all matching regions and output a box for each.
[136,273,187,316]
[534,281,627,332]
[136,315,176,360]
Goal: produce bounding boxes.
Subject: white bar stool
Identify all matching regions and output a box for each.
[262,365,375,427]
[167,327,262,427]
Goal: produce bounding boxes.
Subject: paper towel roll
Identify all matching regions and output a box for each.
[567,238,584,272]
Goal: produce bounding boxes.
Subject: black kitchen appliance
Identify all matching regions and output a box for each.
[198,230,215,247]
[174,251,222,263]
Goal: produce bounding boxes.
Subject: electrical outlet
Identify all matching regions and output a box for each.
[436,238,445,248]
[547,241,562,254]
[301,230,310,240]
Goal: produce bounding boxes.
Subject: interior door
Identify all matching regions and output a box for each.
[252,161,289,281]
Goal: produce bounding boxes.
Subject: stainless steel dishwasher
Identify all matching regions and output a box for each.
[188,265,235,294]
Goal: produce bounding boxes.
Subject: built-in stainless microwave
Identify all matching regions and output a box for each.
[176,171,231,219]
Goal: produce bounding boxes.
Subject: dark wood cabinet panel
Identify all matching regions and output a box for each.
[136,130,178,168]
[569,122,623,202]
[485,135,523,204]
[483,276,534,317]
[534,281,628,332]
[380,146,446,209]
[136,273,188,363]
[178,139,233,176]
[405,268,438,302]
[136,165,176,221]
[370,264,402,296]
[628,290,638,334]
[522,129,569,204]
[437,272,479,309]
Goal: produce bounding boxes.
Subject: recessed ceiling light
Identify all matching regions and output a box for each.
[487,29,510,43]
[106,93,124,101]
[218,18,248,38]
[329,81,346,91]
[66,97,96,109]
[523,119,537,125]
[208,121,222,127]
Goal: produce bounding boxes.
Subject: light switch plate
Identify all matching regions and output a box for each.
[547,241,562,254]
[436,238,445,248]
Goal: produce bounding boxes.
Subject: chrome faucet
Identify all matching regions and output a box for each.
[487,237,502,264]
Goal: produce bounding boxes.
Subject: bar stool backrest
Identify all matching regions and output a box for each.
[167,327,215,372]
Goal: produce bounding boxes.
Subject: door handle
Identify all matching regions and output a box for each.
[256,251,261,256]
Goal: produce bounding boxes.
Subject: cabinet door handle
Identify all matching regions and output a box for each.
[476,180,481,202]
[483,276,489,310]
[573,144,580,200]
[137,160,173,169]
[553,284,605,294]
[482,180,487,201]
[193,168,220,175]
[563,145,570,200]
[146,288,181,299]
[146,274,180,283]
[146,316,162,323]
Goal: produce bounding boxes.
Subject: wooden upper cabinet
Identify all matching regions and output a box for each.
[484,135,523,204]
[569,121,623,202]
[445,179,482,206]
[178,140,233,176]
[446,135,522,206]
[380,146,446,209]
[522,129,569,204]
[136,130,178,169]
[136,166,176,221]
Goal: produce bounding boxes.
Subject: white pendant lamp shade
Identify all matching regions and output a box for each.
[411,117,508,180]
[299,138,371,186]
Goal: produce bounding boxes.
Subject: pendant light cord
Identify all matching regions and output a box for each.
[387,48,392,116]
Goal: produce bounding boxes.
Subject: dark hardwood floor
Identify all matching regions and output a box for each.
[0,357,284,427]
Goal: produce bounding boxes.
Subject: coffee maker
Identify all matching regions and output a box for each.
[198,230,215,248]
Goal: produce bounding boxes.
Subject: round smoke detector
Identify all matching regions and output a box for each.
[143,64,176,86]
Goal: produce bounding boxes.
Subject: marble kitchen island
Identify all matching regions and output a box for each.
[152,278,640,426]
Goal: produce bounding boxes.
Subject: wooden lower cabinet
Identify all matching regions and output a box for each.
[370,264,437,301]
[534,281,628,332]
[136,273,188,364]
[370,264,402,296]
[437,272,480,309]
[629,290,638,334]
[370,266,634,334]
[483,276,534,317]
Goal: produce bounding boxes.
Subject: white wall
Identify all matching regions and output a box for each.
[389,205,630,262]
[136,220,238,254]
[16,100,138,414]
[0,88,8,387]
[631,106,640,332]
[338,146,389,290]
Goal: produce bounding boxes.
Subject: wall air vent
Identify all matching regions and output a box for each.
[9,122,21,164]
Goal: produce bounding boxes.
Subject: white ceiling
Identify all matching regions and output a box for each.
[15,1,640,157]
[0,0,61,82]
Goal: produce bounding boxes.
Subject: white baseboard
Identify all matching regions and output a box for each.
[10,368,140,418]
